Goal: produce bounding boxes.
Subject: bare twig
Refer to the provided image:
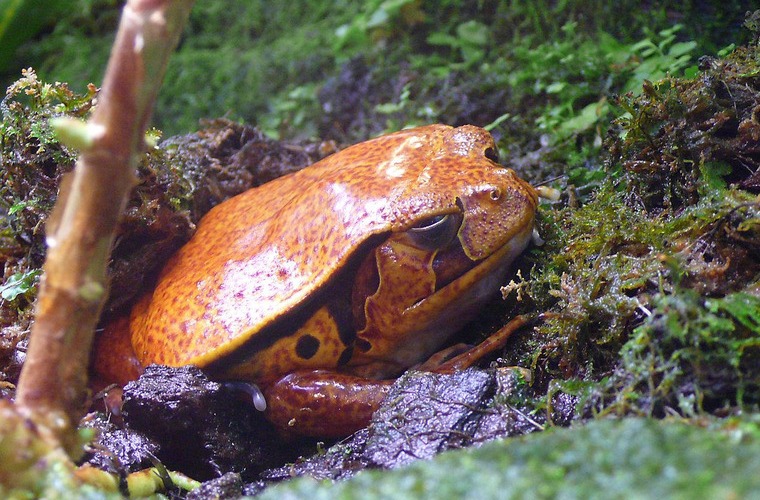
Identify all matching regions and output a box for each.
[15,0,194,455]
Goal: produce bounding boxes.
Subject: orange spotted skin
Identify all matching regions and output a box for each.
[114,124,538,437]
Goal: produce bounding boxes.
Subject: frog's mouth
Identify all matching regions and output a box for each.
[424,220,533,311]
[430,212,531,293]
[431,235,483,290]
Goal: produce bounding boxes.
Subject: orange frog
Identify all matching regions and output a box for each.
[96,124,541,437]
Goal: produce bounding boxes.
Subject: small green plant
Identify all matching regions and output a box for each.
[0,69,95,265]
[0,269,41,302]
[373,82,438,132]
[625,24,697,93]
[426,20,490,71]
[333,0,423,59]
[509,23,697,149]
[519,34,760,425]
[614,290,760,414]
[260,83,321,139]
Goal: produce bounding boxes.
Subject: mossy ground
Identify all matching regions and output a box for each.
[1,2,759,497]
[505,43,760,422]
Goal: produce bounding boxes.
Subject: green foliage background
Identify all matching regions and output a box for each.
[0,0,751,138]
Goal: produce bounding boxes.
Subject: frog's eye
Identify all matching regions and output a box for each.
[407,212,463,250]
[484,146,499,163]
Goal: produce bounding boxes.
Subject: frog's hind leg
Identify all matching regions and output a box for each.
[92,313,145,387]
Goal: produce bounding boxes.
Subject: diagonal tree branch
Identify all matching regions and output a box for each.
[15,0,194,455]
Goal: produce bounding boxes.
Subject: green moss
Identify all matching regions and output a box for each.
[597,290,760,416]
[8,2,748,140]
[502,32,760,422]
[257,418,760,499]
[0,68,94,265]
[9,1,365,137]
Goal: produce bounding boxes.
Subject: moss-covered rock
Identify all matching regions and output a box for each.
[258,417,760,499]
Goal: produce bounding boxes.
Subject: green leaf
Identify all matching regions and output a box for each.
[456,20,489,46]
[0,269,42,301]
[708,293,760,334]
[698,161,731,193]
[545,81,567,94]
[668,41,697,58]
[558,99,608,137]
[426,32,460,48]
[8,200,29,215]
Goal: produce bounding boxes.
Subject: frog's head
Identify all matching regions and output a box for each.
[394,124,538,259]
[347,124,539,375]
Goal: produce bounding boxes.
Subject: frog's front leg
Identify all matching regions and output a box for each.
[262,316,530,438]
[262,371,393,438]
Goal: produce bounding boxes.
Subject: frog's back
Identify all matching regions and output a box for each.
[130,124,468,368]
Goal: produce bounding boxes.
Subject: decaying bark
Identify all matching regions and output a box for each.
[15,0,194,454]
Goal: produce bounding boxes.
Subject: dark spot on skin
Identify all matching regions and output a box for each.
[337,345,354,366]
[296,334,320,359]
[484,146,499,163]
[327,298,356,347]
[356,338,372,352]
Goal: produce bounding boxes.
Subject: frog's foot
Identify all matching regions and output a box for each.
[262,370,393,438]
[428,315,529,374]
[415,343,473,370]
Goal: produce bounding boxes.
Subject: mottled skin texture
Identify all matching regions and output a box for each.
[98,124,538,437]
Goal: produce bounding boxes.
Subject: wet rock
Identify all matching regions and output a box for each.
[120,365,288,481]
[187,472,243,500]
[83,414,160,474]
[547,390,579,427]
[364,368,540,468]
[260,429,371,484]
[471,369,548,441]
[364,369,493,467]
[255,367,543,491]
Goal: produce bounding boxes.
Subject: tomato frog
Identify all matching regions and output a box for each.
[95,124,549,437]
